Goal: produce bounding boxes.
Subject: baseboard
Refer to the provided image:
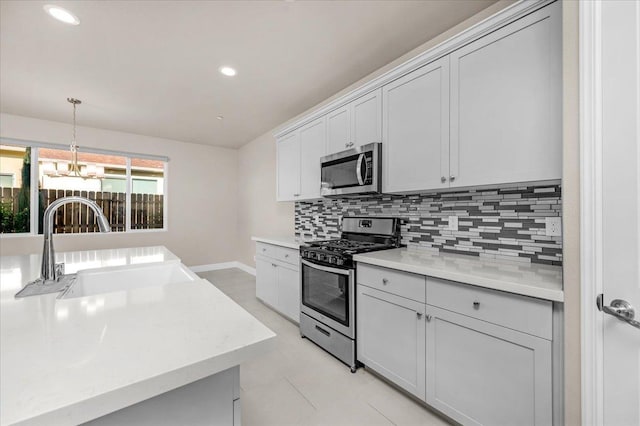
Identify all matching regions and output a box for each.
[189,261,256,276]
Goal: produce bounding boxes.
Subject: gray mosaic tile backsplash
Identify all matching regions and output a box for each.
[295,184,563,266]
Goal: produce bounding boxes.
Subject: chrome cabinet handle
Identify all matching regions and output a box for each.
[271,263,276,267]
[473,301,480,310]
[294,193,300,197]
[262,248,267,252]
[284,254,289,258]
[382,278,388,285]
[416,312,423,319]
[597,295,640,330]
[441,176,446,183]
[426,315,432,322]
[450,175,456,182]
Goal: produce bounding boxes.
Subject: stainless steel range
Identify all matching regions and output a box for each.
[299,216,402,373]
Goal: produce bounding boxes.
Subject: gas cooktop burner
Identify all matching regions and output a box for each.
[300,217,403,268]
[309,239,390,252]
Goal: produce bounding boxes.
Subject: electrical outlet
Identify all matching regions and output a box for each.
[448,216,458,231]
[545,217,562,236]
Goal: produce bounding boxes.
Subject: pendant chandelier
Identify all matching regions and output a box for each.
[41,98,105,179]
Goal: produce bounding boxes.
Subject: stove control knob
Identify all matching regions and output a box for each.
[309,252,316,259]
[337,258,344,265]
[328,256,336,264]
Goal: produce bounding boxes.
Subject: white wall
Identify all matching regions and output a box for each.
[0,113,239,267]
[237,132,295,267]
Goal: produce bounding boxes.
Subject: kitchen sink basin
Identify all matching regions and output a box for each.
[59,261,197,299]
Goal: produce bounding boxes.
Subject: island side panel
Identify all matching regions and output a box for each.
[83,366,239,426]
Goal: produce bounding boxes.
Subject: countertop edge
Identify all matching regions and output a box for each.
[251,236,302,250]
[353,255,564,303]
[11,336,277,426]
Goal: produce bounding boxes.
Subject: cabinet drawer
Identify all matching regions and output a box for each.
[256,242,277,258]
[357,264,426,303]
[274,246,299,266]
[256,243,299,266]
[426,278,552,339]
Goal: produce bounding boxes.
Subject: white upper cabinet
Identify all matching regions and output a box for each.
[299,117,327,199]
[326,105,351,154]
[351,89,382,148]
[275,2,561,197]
[276,131,300,201]
[277,117,326,202]
[449,2,561,188]
[383,58,450,193]
[326,90,382,155]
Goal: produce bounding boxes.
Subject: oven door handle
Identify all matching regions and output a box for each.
[356,153,366,186]
[301,259,351,276]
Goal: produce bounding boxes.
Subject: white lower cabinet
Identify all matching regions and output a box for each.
[255,257,278,304]
[276,263,300,323]
[425,305,552,426]
[255,243,300,323]
[356,264,556,425]
[356,285,426,399]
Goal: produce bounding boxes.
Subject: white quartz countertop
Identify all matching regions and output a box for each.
[0,246,276,426]
[252,235,316,249]
[353,248,563,302]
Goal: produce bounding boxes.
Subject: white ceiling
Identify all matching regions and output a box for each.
[0,0,496,148]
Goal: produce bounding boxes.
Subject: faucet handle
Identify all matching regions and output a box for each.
[55,263,65,280]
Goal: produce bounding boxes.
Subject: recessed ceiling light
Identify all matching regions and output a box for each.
[43,5,80,25]
[219,66,237,77]
[216,115,224,120]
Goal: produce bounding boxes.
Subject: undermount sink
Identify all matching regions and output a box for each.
[59,261,197,299]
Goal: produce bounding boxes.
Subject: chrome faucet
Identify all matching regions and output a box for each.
[40,196,111,281]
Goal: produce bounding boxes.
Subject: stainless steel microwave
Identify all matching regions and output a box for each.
[320,142,381,197]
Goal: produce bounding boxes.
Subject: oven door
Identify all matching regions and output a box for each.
[300,259,355,338]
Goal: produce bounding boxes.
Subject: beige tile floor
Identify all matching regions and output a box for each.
[197,268,451,426]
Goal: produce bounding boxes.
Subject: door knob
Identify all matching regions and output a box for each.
[597,295,640,330]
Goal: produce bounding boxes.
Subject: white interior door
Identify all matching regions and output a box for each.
[583,1,640,425]
[600,1,640,424]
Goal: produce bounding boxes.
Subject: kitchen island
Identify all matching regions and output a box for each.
[0,246,276,426]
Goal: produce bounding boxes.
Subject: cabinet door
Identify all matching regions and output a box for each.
[449,2,561,187]
[382,57,450,193]
[276,131,301,201]
[256,258,277,307]
[357,285,426,399]
[326,105,351,154]
[298,117,326,200]
[276,264,300,323]
[425,305,552,426]
[351,89,382,147]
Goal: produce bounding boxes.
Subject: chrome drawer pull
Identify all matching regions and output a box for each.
[473,301,480,310]
[426,315,432,322]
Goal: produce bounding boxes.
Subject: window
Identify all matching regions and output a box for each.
[0,140,168,235]
[0,174,14,187]
[131,158,164,230]
[0,145,31,233]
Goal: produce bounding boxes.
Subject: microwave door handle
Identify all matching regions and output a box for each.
[356,153,366,186]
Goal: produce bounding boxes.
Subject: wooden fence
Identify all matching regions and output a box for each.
[0,187,163,233]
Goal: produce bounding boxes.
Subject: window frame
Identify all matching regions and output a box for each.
[0,137,169,237]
